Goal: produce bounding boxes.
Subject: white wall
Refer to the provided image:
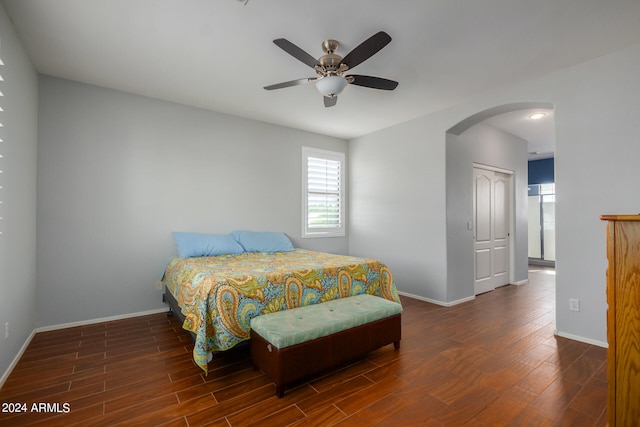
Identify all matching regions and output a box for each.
[350,42,640,345]
[36,76,347,327]
[349,117,448,302]
[552,42,640,344]
[0,4,39,382]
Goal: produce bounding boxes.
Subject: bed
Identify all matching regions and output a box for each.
[161,236,400,373]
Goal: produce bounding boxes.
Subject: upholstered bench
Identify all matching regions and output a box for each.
[250,294,402,397]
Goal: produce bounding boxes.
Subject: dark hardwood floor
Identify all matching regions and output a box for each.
[0,267,608,426]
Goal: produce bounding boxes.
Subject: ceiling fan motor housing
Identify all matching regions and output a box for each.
[317,39,347,76]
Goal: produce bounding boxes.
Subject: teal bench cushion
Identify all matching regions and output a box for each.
[249,294,402,349]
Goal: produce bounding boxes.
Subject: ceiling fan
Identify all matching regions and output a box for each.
[264,31,398,107]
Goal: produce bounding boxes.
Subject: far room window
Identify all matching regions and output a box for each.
[302,147,345,238]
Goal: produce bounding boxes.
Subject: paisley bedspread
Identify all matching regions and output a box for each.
[162,249,400,373]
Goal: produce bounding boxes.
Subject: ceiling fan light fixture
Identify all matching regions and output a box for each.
[315,75,348,98]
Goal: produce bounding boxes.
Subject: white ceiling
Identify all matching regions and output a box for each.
[4,0,640,157]
[484,108,555,161]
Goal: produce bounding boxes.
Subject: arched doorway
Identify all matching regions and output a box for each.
[445,102,554,299]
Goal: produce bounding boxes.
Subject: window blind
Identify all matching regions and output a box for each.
[307,156,342,229]
[0,55,4,236]
[302,147,345,238]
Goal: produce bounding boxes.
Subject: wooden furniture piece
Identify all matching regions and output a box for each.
[250,294,402,397]
[601,214,640,427]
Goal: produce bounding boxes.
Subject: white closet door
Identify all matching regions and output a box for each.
[473,167,511,295]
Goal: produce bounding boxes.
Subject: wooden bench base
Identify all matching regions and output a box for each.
[250,313,401,397]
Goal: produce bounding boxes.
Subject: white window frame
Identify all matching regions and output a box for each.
[0,51,4,237]
[302,147,345,238]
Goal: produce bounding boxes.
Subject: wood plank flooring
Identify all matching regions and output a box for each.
[0,267,608,426]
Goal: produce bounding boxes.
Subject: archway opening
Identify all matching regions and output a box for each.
[445,102,555,301]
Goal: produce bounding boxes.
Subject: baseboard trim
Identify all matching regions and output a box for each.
[35,308,169,333]
[398,291,475,307]
[554,330,608,348]
[0,329,36,390]
[1,307,170,389]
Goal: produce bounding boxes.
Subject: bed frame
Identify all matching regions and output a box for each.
[163,287,197,342]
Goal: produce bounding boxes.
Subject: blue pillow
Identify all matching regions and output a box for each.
[231,230,295,253]
[172,232,245,258]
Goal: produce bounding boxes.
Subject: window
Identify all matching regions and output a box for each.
[302,147,345,238]
[527,183,555,262]
[0,54,4,237]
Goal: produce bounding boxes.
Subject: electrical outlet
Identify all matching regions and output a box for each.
[569,298,580,312]
[155,280,163,291]
[4,322,8,339]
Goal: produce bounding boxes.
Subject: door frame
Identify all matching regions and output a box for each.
[472,163,516,291]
